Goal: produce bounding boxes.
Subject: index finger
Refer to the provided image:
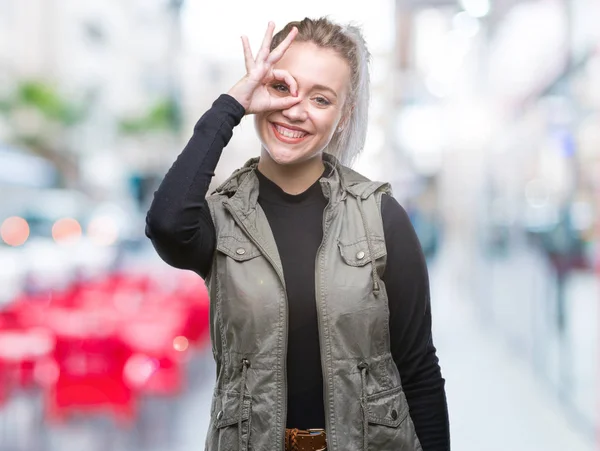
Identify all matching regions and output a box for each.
[266,26,298,65]
[241,35,254,72]
[258,21,276,58]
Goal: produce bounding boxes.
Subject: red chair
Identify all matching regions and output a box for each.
[0,327,55,390]
[179,300,209,348]
[172,274,211,348]
[0,360,9,406]
[43,308,135,425]
[123,352,186,397]
[119,308,188,397]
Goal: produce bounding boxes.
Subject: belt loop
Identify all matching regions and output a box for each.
[289,428,298,451]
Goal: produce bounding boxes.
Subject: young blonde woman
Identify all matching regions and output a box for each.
[146,17,450,451]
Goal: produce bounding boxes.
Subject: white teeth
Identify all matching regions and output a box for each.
[274,124,307,139]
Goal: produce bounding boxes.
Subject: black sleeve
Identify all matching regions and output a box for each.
[381,194,450,451]
[145,94,246,277]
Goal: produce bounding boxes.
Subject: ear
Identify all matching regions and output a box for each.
[337,104,354,133]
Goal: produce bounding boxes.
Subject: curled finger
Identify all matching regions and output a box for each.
[272,69,298,97]
[271,95,302,111]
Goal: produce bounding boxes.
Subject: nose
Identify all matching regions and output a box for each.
[281,98,308,122]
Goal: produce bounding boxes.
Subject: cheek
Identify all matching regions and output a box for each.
[312,111,341,137]
[254,115,269,139]
[254,114,264,130]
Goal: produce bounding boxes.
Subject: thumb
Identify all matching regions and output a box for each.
[270,95,302,111]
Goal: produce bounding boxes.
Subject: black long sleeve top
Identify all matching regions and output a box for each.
[145,94,450,450]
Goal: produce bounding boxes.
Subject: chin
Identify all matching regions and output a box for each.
[265,145,323,167]
[265,148,304,166]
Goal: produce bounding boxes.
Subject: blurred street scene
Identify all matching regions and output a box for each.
[1,0,599,450]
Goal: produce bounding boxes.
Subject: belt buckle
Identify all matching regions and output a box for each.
[306,429,326,450]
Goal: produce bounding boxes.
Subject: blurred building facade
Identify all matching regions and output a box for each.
[0,0,186,198]
[393,0,600,437]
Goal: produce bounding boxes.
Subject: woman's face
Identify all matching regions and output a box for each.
[254,41,351,166]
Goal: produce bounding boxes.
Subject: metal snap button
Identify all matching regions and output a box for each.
[216,410,223,420]
[356,250,365,260]
[236,248,246,255]
[391,409,398,420]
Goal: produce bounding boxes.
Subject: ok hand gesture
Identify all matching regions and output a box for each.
[227,22,301,114]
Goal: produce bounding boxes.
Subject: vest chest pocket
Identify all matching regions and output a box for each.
[209,389,252,451]
[337,236,386,267]
[336,236,386,289]
[217,235,261,262]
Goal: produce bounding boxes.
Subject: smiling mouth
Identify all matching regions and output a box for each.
[271,123,309,142]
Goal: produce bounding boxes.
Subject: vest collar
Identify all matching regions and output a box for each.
[214,153,390,214]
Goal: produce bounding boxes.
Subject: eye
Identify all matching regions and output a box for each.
[314,96,331,106]
[271,83,289,93]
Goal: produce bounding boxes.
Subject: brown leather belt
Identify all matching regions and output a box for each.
[285,428,327,451]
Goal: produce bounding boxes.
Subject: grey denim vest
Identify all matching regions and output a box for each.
[204,155,423,451]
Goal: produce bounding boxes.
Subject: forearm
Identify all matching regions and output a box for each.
[401,339,450,451]
[145,94,245,275]
[382,195,450,450]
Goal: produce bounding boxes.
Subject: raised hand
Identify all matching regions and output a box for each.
[227,22,301,114]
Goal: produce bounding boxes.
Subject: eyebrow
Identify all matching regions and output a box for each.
[312,84,338,99]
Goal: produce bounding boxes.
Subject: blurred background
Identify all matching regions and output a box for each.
[0,0,599,450]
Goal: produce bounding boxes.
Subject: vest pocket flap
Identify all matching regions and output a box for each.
[213,390,252,428]
[366,386,408,428]
[217,236,261,261]
[338,237,386,267]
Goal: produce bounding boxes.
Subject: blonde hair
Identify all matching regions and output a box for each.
[271,17,371,167]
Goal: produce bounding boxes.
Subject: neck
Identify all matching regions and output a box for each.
[257,151,325,195]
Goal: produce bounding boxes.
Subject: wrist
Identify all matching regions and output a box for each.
[227,82,251,112]
[217,94,246,121]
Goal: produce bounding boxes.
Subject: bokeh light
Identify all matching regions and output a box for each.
[1,216,30,246]
[173,336,189,352]
[51,218,82,244]
[87,216,119,246]
[124,354,159,387]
